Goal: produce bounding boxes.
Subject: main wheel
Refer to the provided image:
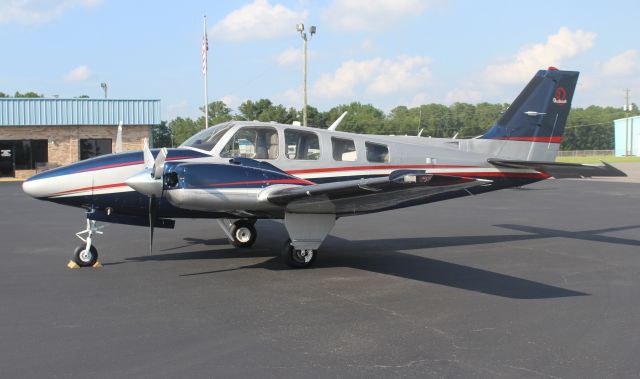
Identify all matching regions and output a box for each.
[230,220,257,248]
[73,245,98,267]
[281,239,317,268]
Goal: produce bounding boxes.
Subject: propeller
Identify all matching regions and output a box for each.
[126,141,168,255]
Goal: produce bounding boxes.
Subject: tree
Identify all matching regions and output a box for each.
[326,103,385,134]
[237,99,298,124]
[169,117,201,146]
[0,92,7,98]
[200,100,233,126]
[152,121,173,147]
[14,91,42,98]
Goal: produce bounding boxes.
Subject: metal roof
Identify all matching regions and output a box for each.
[0,98,161,126]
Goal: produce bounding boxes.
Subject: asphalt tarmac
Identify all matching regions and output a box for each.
[1,176,639,378]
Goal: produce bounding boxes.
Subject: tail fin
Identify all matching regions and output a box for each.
[480,67,579,161]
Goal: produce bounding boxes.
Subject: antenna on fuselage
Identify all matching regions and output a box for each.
[328,111,348,131]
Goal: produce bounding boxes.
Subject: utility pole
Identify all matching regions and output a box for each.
[296,23,316,127]
[202,16,209,129]
[625,88,630,155]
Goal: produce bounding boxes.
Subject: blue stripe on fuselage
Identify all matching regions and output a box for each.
[27,148,209,181]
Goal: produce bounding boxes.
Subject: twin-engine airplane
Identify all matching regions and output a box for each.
[23,68,625,268]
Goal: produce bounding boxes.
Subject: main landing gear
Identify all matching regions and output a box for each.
[70,219,103,268]
[281,239,317,268]
[217,219,257,248]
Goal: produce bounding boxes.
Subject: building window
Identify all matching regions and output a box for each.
[2,139,48,171]
[365,142,390,163]
[285,129,320,160]
[80,139,112,160]
[220,127,279,159]
[332,137,357,161]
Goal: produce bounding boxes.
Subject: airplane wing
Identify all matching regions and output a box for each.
[265,170,491,215]
[487,159,627,179]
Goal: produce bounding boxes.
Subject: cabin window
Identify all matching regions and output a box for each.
[80,139,112,160]
[220,127,279,159]
[365,142,389,163]
[285,129,320,160]
[331,137,357,162]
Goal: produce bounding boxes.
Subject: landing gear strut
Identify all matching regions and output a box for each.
[72,219,103,267]
[218,219,257,248]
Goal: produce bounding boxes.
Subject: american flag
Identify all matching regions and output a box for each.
[202,29,208,76]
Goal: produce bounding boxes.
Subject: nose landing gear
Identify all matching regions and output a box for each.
[68,219,103,268]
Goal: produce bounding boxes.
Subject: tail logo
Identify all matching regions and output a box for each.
[553,86,567,105]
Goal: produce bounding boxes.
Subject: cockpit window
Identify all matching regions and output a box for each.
[285,129,320,160]
[220,126,279,159]
[180,122,233,151]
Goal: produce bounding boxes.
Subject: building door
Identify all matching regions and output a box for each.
[0,141,15,177]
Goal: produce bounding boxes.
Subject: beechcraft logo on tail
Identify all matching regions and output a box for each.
[553,86,567,105]
[1,150,11,157]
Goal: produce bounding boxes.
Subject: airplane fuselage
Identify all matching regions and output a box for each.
[23,121,551,221]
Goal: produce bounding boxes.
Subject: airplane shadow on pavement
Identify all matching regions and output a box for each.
[116,221,640,300]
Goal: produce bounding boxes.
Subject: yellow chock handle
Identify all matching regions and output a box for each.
[92,261,103,268]
[67,260,80,269]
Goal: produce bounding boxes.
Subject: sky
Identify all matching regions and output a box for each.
[0,0,638,121]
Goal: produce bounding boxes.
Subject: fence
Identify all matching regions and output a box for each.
[556,150,614,157]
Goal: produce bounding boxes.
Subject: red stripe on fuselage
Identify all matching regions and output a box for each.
[287,164,475,175]
[50,182,129,197]
[492,136,563,143]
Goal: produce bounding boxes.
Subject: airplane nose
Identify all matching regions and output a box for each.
[22,178,48,199]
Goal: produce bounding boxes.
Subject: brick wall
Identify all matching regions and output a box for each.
[0,124,151,167]
[0,125,151,178]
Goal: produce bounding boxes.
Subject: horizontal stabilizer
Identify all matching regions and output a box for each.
[488,159,627,178]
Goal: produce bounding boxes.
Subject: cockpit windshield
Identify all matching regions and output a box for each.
[180,122,234,151]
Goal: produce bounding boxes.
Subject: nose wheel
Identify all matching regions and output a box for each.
[73,245,98,267]
[70,218,103,268]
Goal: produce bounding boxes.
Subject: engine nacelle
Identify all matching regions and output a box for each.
[162,161,308,212]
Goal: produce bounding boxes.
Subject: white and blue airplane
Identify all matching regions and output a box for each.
[23,68,624,268]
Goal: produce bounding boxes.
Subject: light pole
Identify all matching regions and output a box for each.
[296,23,316,127]
[100,82,108,99]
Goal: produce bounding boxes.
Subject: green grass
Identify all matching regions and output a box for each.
[556,155,640,164]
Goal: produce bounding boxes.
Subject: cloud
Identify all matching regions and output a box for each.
[211,0,307,41]
[219,95,240,109]
[64,65,91,82]
[602,50,638,76]
[0,0,101,24]
[312,55,432,100]
[484,27,596,84]
[445,27,597,104]
[274,47,301,67]
[322,0,436,31]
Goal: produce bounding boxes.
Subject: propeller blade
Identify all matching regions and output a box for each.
[149,195,157,255]
[143,138,154,169]
[152,147,168,179]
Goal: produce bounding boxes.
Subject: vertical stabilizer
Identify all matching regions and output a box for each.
[480,68,579,161]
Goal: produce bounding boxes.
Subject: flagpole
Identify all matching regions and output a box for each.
[203,15,209,129]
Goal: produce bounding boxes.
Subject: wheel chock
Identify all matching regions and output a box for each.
[67,260,80,269]
[92,261,103,268]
